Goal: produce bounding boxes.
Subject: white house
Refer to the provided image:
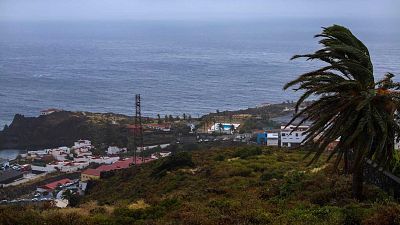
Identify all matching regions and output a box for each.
[73,140,92,149]
[107,146,127,155]
[58,162,89,172]
[151,151,172,159]
[74,147,93,157]
[28,149,51,157]
[31,164,57,173]
[280,125,309,148]
[137,143,170,152]
[40,108,60,116]
[89,156,120,165]
[74,157,91,163]
[0,158,10,168]
[266,132,279,146]
[208,123,240,134]
[51,147,71,161]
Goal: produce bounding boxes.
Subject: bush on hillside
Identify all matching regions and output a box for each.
[214,154,225,161]
[152,152,195,177]
[362,203,400,225]
[113,198,180,221]
[259,170,284,184]
[234,146,262,159]
[278,171,305,199]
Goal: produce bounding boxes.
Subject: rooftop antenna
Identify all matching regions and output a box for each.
[134,94,145,164]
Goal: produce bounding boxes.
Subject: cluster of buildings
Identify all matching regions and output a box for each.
[208,123,240,134]
[25,140,120,174]
[205,120,310,148]
[1,138,173,207]
[81,157,153,181]
[144,123,172,132]
[254,125,310,148]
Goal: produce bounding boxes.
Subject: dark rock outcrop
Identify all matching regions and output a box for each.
[0,111,128,150]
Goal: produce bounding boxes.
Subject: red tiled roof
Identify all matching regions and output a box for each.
[126,125,141,129]
[81,157,155,178]
[82,168,101,177]
[40,178,72,190]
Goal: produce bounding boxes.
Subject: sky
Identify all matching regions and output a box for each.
[0,0,399,21]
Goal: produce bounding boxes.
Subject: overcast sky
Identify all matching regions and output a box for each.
[0,0,399,21]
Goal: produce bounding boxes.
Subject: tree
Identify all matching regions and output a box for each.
[183,113,187,120]
[284,25,400,199]
[230,124,235,134]
[61,189,80,207]
[218,123,224,134]
[157,114,162,124]
[164,115,169,122]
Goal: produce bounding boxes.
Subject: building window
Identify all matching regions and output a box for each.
[296,133,299,137]
[282,133,286,136]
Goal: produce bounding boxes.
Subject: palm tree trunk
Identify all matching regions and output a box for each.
[352,162,364,200]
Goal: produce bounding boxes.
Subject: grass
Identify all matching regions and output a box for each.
[1,145,399,225]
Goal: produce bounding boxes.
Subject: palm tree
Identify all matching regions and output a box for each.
[157,114,161,124]
[61,189,80,207]
[230,124,235,134]
[284,25,400,199]
[218,123,224,134]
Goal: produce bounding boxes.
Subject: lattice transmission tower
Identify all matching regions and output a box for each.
[134,94,145,164]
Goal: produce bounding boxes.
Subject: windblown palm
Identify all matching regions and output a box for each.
[284,25,400,199]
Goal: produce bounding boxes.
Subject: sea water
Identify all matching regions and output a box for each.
[0,19,399,127]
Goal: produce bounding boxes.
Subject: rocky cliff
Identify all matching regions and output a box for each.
[0,111,134,150]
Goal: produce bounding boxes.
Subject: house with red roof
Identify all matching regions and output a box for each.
[37,178,72,193]
[80,157,154,181]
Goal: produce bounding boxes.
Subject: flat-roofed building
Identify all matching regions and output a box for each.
[280,125,309,148]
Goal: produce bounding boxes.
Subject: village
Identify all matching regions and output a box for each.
[0,105,361,207]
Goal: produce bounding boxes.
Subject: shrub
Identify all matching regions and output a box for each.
[182,143,200,151]
[229,167,253,177]
[207,199,236,214]
[310,189,336,206]
[259,170,284,184]
[259,185,280,200]
[152,152,195,177]
[214,154,225,161]
[363,203,400,225]
[234,146,262,159]
[113,198,180,221]
[278,171,305,198]
[342,205,363,225]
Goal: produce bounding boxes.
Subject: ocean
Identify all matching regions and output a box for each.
[0,18,399,128]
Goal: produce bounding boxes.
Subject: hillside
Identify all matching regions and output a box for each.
[0,102,296,150]
[0,111,173,150]
[1,145,399,225]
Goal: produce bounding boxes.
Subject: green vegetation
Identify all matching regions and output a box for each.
[284,25,400,199]
[152,152,195,177]
[1,145,399,225]
[233,146,263,159]
[238,118,278,133]
[61,190,81,207]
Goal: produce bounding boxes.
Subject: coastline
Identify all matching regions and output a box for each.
[0,102,297,151]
